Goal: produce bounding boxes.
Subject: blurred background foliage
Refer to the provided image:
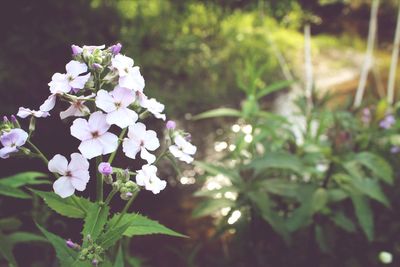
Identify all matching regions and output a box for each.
[1,0,400,266]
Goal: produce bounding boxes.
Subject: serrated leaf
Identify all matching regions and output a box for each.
[8,232,48,244]
[108,213,187,238]
[0,172,49,187]
[355,152,393,184]
[192,198,234,218]
[192,108,242,120]
[0,183,31,199]
[36,224,78,266]
[247,152,303,175]
[98,222,131,249]
[194,161,242,185]
[82,203,109,243]
[331,211,356,233]
[31,189,92,218]
[351,195,374,241]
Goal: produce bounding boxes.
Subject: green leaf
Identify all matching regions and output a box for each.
[108,213,187,238]
[355,152,393,184]
[98,222,131,250]
[247,152,303,175]
[0,232,17,267]
[248,191,290,243]
[36,224,78,266]
[315,224,332,253]
[192,198,234,218]
[349,177,390,208]
[312,188,328,213]
[351,195,374,241]
[257,179,301,199]
[192,108,242,120]
[0,183,30,199]
[31,189,92,218]
[0,172,49,187]
[330,211,356,233]
[194,161,242,185]
[113,244,124,267]
[256,80,292,99]
[0,217,22,231]
[327,189,348,203]
[82,203,109,243]
[8,232,48,244]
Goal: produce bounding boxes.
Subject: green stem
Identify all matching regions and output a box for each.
[96,156,103,202]
[104,189,118,206]
[154,150,169,165]
[27,140,49,165]
[108,128,127,164]
[112,191,138,228]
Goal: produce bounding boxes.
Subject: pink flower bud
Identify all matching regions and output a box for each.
[3,116,9,123]
[66,239,79,249]
[98,162,113,175]
[166,120,176,130]
[110,43,122,55]
[71,45,83,56]
[92,259,99,266]
[10,115,17,123]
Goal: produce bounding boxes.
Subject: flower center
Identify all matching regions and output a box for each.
[92,131,100,138]
[115,102,122,109]
[67,75,74,82]
[66,171,72,177]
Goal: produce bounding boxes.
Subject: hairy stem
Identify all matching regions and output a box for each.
[104,189,118,206]
[112,191,138,228]
[96,156,103,202]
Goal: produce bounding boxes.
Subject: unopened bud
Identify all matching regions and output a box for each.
[66,239,80,250]
[120,191,133,200]
[3,116,9,123]
[71,45,83,56]
[10,115,17,123]
[92,63,103,72]
[98,162,113,175]
[166,120,176,130]
[104,174,113,184]
[110,43,122,55]
[92,259,99,266]
[185,134,192,142]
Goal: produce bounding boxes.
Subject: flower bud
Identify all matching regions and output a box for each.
[166,120,176,130]
[112,181,120,190]
[92,259,99,266]
[3,116,9,123]
[104,175,113,184]
[98,162,113,176]
[185,134,192,142]
[10,115,17,124]
[110,43,122,55]
[92,63,103,72]
[66,239,80,250]
[71,45,83,56]
[120,191,133,200]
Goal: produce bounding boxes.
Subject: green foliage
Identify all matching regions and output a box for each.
[82,203,110,243]
[31,190,92,219]
[0,172,48,199]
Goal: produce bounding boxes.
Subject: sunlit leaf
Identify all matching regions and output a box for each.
[194,161,242,185]
[192,108,242,120]
[355,152,393,184]
[0,183,31,199]
[192,199,235,218]
[82,203,110,244]
[0,172,49,187]
[256,80,293,99]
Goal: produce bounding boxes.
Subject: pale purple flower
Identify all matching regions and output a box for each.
[65,239,79,249]
[0,129,28,159]
[169,135,196,163]
[166,120,176,130]
[59,94,94,120]
[361,108,371,124]
[111,54,145,92]
[136,165,166,194]
[70,111,118,159]
[10,115,17,124]
[98,162,113,175]
[95,86,138,128]
[379,115,396,129]
[110,43,122,55]
[17,107,50,119]
[48,60,90,94]
[390,146,400,154]
[39,94,57,112]
[122,122,160,164]
[141,97,166,120]
[49,153,90,198]
[71,45,82,56]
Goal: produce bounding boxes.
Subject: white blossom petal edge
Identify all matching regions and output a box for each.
[48,153,90,198]
[169,135,196,163]
[17,107,50,119]
[136,165,166,194]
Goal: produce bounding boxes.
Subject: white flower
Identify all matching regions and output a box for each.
[48,60,90,94]
[136,165,166,194]
[0,129,28,159]
[169,135,196,163]
[111,54,145,92]
[141,97,166,120]
[39,94,57,112]
[95,86,138,128]
[72,44,105,55]
[48,153,90,198]
[60,94,94,120]
[17,107,50,118]
[70,111,118,159]
[122,122,160,164]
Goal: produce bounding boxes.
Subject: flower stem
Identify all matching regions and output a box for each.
[27,140,49,165]
[104,189,118,206]
[111,190,138,228]
[96,156,103,202]
[108,127,127,164]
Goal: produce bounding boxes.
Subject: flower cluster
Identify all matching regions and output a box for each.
[1,44,196,199]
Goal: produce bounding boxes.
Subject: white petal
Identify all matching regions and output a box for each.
[88,111,110,135]
[17,107,32,118]
[70,118,92,141]
[122,138,141,159]
[112,54,134,75]
[119,67,145,91]
[68,153,89,171]
[140,148,156,164]
[169,145,184,159]
[78,139,103,159]
[135,171,147,186]
[69,73,90,89]
[66,60,88,77]
[106,108,138,128]
[97,132,118,155]
[60,105,79,120]
[40,95,57,112]
[70,171,90,191]
[12,129,28,146]
[180,153,194,163]
[111,86,135,107]
[143,130,160,151]
[48,154,68,175]
[127,122,146,139]
[0,146,17,159]
[95,90,116,113]
[53,176,75,198]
